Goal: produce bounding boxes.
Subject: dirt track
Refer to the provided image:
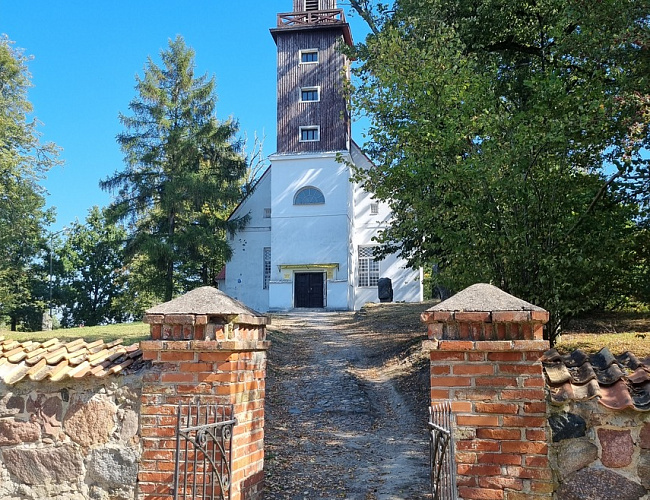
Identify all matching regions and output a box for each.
[263,312,431,500]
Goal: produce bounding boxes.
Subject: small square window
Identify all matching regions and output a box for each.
[300,126,320,142]
[300,87,320,102]
[370,203,379,215]
[263,208,271,218]
[300,49,319,64]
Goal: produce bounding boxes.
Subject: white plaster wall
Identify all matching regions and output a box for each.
[224,169,272,312]
[350,143,423,309]
[268,152,352,310]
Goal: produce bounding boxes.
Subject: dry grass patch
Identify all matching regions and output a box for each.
[560,312,650,357]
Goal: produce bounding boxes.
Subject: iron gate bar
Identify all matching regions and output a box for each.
[429,402,457,500]
[174,403,236,500]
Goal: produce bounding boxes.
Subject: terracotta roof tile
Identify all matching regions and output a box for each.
[0,337,147,385]
[543,347,650,411]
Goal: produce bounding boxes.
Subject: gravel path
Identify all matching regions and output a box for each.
[263,312,430,499]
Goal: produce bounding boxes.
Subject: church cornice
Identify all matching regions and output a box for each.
[269,150,351,162]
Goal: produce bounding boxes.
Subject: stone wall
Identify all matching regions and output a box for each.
[0,286,269,500]
[0,375,143,500]
[548,401,650,500]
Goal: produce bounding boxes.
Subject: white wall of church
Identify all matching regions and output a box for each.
[224,169,272,312]
[349,144,423,310]
[268,152,352,310]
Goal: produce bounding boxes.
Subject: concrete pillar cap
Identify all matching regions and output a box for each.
[426,283,546,315]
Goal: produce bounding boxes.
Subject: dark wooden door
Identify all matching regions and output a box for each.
[294,273,324,308]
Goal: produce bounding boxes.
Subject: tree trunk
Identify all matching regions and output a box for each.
[165,210,176,302]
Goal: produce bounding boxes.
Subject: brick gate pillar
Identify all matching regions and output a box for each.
[422,283,552,500]
[138,287,269,500]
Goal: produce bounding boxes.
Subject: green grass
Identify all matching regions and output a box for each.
[0,322,150,346]
[556,332,650,358]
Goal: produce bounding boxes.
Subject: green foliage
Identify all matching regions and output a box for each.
[349,0,650,343]
[56,206,128,327]
[0,37,59,330]
[100,36,249,302]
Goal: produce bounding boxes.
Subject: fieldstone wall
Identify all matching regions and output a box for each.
[548,401,650,500]
[0,375,143,500]
[0,287,269,500]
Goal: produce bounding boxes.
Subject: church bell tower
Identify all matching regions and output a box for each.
[270,0,353,154]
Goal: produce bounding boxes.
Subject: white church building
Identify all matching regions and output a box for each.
[222,0,423,312]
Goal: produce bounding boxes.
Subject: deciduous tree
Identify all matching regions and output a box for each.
[57,206,128,327]
[0,37,59,330]
[348,0,650,341]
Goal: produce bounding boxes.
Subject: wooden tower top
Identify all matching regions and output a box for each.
[273,0,353,46]
[271,0,353,154]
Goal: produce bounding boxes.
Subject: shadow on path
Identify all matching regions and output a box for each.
[264,312,430,500]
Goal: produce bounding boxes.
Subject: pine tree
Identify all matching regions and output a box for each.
[101,36,248,302]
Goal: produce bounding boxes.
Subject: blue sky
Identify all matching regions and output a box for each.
[1,1,370,232]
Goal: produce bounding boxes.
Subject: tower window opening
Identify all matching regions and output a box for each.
[294,186,325,205]
[300,87,320,102]
[300,49,319,64]
[299,126,320,142]
[305,0,319,11]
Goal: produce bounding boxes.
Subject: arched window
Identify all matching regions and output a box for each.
[294,186,325,205]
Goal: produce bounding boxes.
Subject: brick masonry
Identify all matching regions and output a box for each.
[422,284,553,500]
[139,293,270,500]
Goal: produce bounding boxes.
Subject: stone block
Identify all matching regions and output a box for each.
[641,423,650,449]
[598,428,634,468]
[557,468,645,500]
[86,445,139,488]
[0,420,41,446]
[64,399,116,448]
[549,413,586,442]
[639,450,650,489]
[555,438,598,480]
[2,443,83,484]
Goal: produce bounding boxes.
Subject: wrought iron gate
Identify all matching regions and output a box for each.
[174,403,236,500]
[428,402,457,500]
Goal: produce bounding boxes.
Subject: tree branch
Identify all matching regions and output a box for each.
[348,0,380,35]
[567,169,625,235]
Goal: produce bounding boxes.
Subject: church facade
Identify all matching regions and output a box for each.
[222,0,422,312]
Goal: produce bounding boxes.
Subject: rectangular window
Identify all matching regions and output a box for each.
[305,0,319,11]
[263,247,271,290]
[299,126,320,142]
[370,202,379,215]
[263,208,271,218]
[300,87,320,102]
[358,246,380,287]
[300,49,319,64]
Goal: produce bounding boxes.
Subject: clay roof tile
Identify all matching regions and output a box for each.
[544,348,650,411]
[0,337,144,385]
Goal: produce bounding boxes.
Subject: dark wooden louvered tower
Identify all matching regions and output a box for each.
[271,0,353,154]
